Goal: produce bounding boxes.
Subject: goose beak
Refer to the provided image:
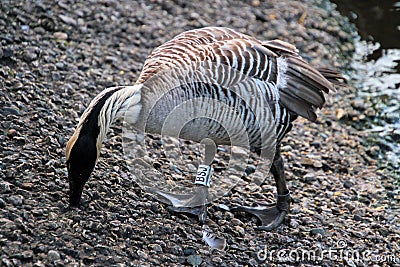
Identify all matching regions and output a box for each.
[68,177,84,207]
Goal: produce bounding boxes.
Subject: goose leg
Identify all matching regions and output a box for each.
[167,140,216,224]
[167,168,211,224]
[232,146,291,230]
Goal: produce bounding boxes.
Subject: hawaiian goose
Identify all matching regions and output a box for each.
[66,27,343,230]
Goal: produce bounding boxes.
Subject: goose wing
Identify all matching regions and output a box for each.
[137,27,336,121]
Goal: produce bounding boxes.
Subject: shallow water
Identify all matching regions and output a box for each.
[331,0,400,173]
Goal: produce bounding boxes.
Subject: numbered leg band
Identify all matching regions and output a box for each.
[194,164,213,187]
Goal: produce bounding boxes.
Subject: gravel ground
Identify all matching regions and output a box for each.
[1,0,399,266]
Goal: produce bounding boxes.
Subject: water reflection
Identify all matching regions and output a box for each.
[353,41,400,167]
[331,0,400,170]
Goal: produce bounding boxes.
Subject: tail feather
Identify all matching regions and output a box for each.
[285,79,325,108]
[279,90,317,122]
[317,67,347,87]
[278,56,345,121]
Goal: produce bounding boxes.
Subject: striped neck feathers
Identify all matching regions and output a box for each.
[66,84,142,162]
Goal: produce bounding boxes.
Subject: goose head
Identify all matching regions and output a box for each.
[66,133,98,207]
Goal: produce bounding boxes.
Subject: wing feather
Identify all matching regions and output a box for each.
[137,27,343,122]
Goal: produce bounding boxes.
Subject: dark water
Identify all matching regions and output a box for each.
[331,0,400,49]
[330,0,400,173]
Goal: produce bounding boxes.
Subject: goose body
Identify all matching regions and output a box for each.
[66,27,343,229]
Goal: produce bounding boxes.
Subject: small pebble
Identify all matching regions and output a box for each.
[313,161,323,168]
[22,50,37,62]
[218,204,230,211]
[1,48,13,58]
[55,62,65,70]
[234,225,245,236]
[20,25,29,31]
[8,195,24,206]
[0,198,6,208]
[289,219,300,228]
[20,250,34,259]
[187,255,202,266]
[249,258,259,266]
[53,32,68,40]
[7,129,18,138]
[343,180,352,189]
[231,218,243,226]
[59,14,76,25]
[47,250,60,261]
[187,164,197,172]
[150,244,162,253]
[136,250,148,259]
[303,173,316,182]
[0,183,12,193]
[367,146,380,157]
[310,227,325,237]
[1,107,21,116]
[310,141,321,148]
[335,108,346,120]
[183,248,196,255]
[212,256,223,264]
[21,182,34,190]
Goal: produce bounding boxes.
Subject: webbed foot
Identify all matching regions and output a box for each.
[232,190,291,231]
[155,187,210,224]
